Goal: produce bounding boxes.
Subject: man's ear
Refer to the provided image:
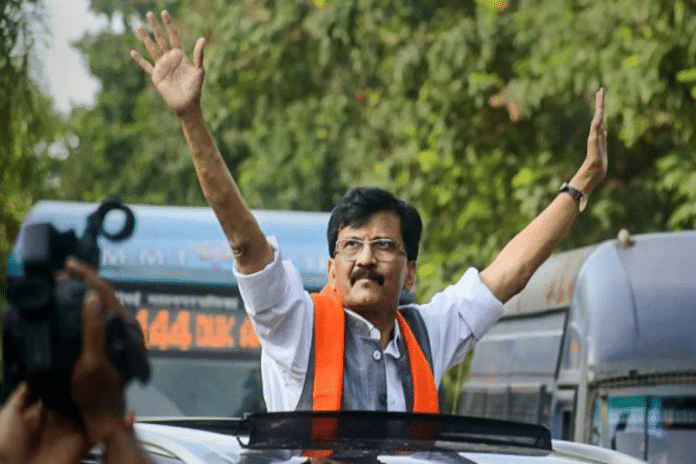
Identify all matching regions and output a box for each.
[403,261,417,292]
[327,257,336,288]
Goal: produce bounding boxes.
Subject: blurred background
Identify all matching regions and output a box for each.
[3,0,696,300]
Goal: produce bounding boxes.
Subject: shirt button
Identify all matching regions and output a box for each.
[373,350,382,361]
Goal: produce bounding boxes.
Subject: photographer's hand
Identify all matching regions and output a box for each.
[65,257,150,464]
[66,257,126,444]
[0,382,88,464]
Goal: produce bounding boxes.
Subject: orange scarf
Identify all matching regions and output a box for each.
[310,285,439,412]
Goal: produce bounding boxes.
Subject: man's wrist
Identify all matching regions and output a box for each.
[569,172,591,195]
[176,103,204,125]
[559,182,587,212]
[570,159,605,196]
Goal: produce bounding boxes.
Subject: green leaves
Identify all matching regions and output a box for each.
[656,153,696,229]
[41,0,696,293]
[6,0,693,296]
[1,0,63,298]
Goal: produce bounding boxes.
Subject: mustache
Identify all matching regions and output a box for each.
[350,268,385,286]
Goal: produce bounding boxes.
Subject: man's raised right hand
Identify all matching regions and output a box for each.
[130,10,206,116]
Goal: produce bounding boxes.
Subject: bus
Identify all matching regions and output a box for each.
[6,201,331,418]
[455,229,696,463]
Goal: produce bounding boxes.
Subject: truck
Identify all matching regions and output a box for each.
[456,229,696,463]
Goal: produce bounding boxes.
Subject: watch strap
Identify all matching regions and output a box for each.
[559,182,587,212]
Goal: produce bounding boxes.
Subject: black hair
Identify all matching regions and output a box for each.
[327,187,422,261]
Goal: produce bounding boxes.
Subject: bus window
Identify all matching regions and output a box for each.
[646,396,696,463]
[598,394,696,463]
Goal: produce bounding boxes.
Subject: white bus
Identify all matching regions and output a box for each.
[7,201,331,418]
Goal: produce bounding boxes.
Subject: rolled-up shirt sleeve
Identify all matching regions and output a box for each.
[234,236,314,409]
[235,237,297,317]
[417,267,504,383]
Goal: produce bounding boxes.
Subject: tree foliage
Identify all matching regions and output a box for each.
[63,0,694,295]
[0,0,60,299]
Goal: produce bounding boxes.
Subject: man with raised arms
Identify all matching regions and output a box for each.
[131,10,607,412]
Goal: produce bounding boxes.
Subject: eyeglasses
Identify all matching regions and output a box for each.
[335,238,407,262]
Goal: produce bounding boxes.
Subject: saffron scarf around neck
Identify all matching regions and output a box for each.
[310,285,439,413]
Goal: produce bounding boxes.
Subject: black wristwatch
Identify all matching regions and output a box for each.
[559,182,587,212]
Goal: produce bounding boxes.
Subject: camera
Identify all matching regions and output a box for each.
[2,199,150,419]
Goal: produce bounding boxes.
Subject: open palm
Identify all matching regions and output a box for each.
[131,11,206,115]
[151,47,204,114]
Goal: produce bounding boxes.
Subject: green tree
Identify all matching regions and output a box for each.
[60,1,350,210]
[56,28,200,204]
[55,0,696,293]
[1,0,61,299]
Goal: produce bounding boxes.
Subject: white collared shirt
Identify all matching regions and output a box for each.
[235,237,504,412]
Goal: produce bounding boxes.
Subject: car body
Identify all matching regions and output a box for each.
[121,412,647,464]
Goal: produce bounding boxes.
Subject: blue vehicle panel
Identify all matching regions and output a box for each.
[8,201,330,289]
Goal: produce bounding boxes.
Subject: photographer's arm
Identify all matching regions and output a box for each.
[480,88,607,303]
[130,11,272,274]
[66,258,151,464]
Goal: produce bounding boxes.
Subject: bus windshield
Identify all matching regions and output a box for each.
[116,281,266,417]
[127,356,263,417]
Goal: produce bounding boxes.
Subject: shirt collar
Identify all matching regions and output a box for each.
[343,308,402,358]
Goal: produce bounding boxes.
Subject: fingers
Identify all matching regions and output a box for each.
[129,49,153,75]
[591,87,606,131]
[5,382,43,430]
[162,10,180,49]
[133,10,171,71]
[596,87,605,113]
[194,37,206,69]
[22,400,44,433]
[587,87,608,173]
[80,290,107,363]
[64,257,126,318]
[133,10,203,76]
[138,24,161,61]
[137,11,181,60]
[6,381,30,411]
[147,11,168,54]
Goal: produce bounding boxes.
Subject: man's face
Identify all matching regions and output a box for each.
[327,210,416,318]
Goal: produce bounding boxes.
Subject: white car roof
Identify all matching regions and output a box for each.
[134,422,647,464]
